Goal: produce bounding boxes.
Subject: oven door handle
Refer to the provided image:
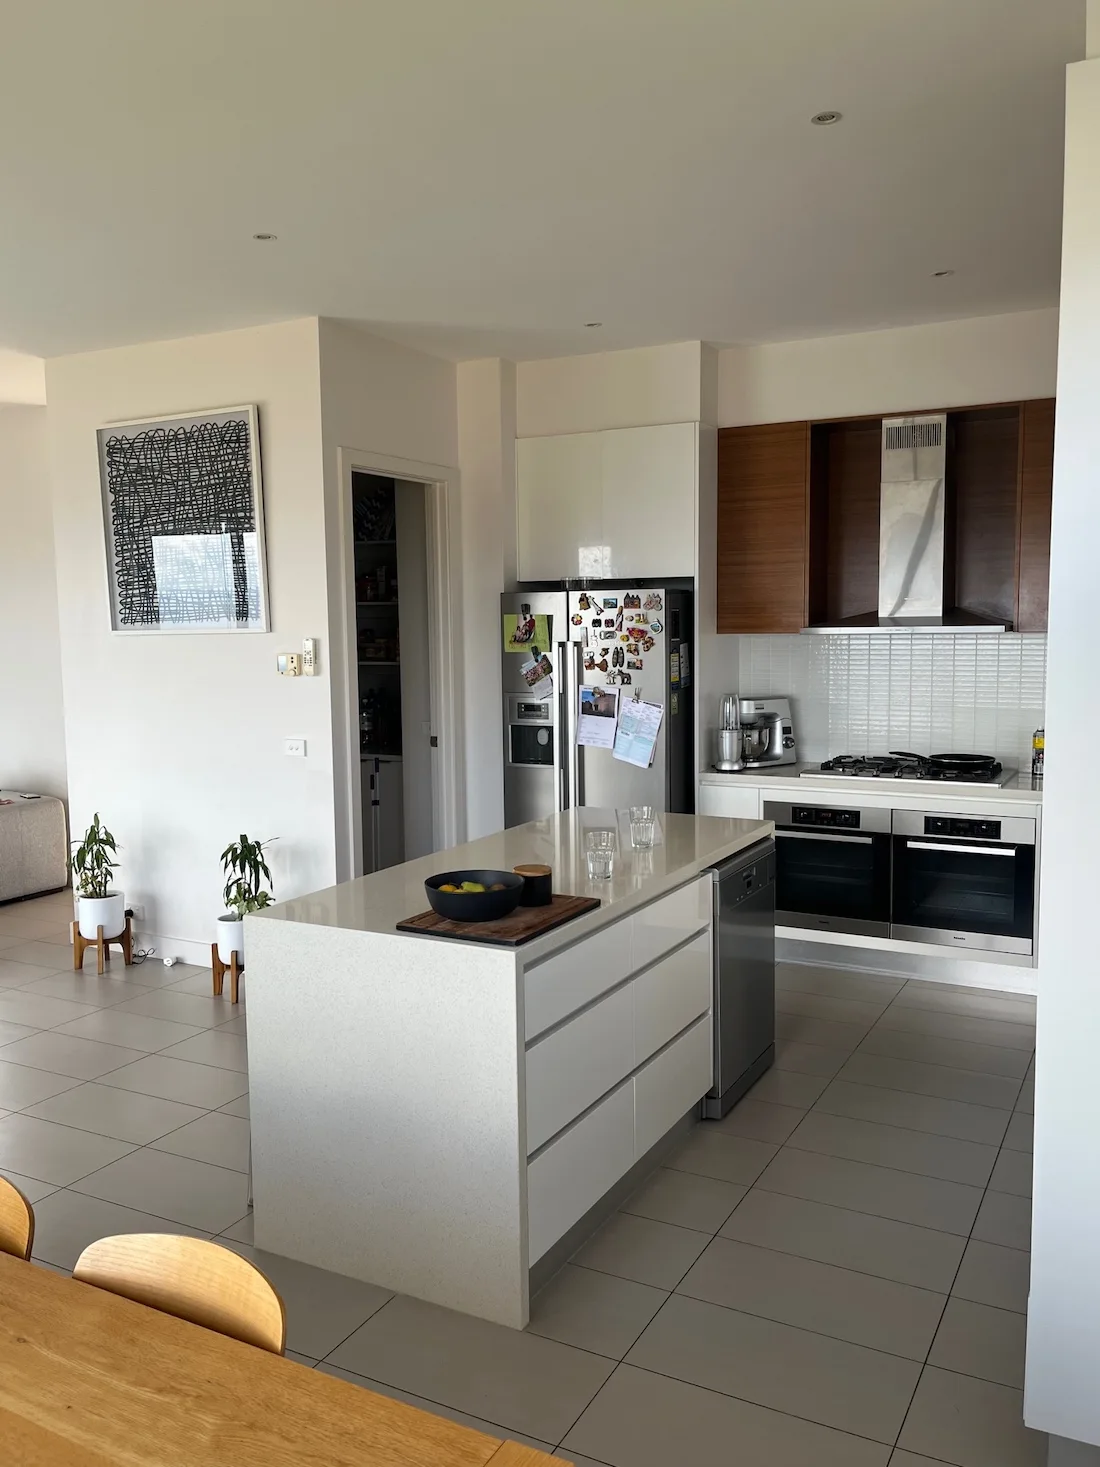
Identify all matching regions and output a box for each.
[905,840,1015,857]
[777,830,873,845]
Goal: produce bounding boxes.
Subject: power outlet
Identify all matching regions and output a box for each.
[285,738,307,757]
[129,903,145,922]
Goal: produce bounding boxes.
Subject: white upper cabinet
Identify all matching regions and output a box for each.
[517,423,697,582]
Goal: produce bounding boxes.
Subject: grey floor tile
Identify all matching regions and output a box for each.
[667,1127,776,1186]
[29,1187,207,1270]
[746,1066,831,1108]
[897,1365,1046,1467]
[0,991,99,1029]
[1015,1080,1034,1114]
[220,1243,392,1358]
[677,1235,945,1360]
[327,1293,614,1445]
[1002,1110,1033,1153]
[528,1264,667,1359]
[563,1363,890,1467]
[165,967,233,996]
[71,1146,250,1232]
[891,1454,959,1466]
[874,1006,1035,1053]
[110,987,247,1028]
[53,1009,204,1053]
[777,963,905,1004]
[720,1188,965,1291]
[776,989,889,1026]
[774,1039,851,1077]
[972,1190,1032,1251]
[776,1011,870,1052]
[712,1097,804,1144]
[284,1351,318,1367]
[22,1082,206,1143]
[621,1166,745,1234]
[857,1026,1031,1080]
[219,1211,254,1244]
[101,1054,248,1107]
[317,1364,555,1454]
[0,1031,146,1080]
[0,912,68,941]
[0,1057,82,1109]
[892,984,1037,1027]
[218,1092,250,1119]
[0,940,74,970]
[788,1109,998,1186]
[573,1212,709,1290]
[953,1239,1030,1314]
[553,1452,612,1465]
[626,1293,919,1444]
[929,1296,1026,1388]
[158,1029,248,1072]
[989,1146,1032,1198]
[16,973,153,1007]
[216,1015,248,1037]
[0,1019,38,1046]
[0,958,68,989]
[152,1110,250,1171]
[816,1079,1011,1146]
[838,1051,1023,1109]
[0,1113,135,1185]
[0,1168,60,1203]
[757,1147,983,1236]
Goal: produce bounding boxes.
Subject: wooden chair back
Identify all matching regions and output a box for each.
[73,1234,285,1354]
[0,1175,34,1259]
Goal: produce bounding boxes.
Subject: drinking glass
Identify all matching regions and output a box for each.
[585,829,616,880]
[629,805,656,849]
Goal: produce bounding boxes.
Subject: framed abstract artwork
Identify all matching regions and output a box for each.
[97,404,270,633]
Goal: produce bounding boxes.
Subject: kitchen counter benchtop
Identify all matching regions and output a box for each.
[256,810,773,951]
[699,766,1042,804]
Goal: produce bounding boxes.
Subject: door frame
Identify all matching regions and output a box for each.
[333,447,464,882]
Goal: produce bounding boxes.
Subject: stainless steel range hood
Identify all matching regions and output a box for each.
[804,413,1009,635]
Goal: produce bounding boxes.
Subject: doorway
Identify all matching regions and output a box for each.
[352,472,434,872]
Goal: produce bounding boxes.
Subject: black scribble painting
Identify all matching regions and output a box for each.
[97,407,268,631]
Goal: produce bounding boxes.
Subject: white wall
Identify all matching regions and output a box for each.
[517,341,706,437]
[0,405,67,799]
[1026,55,1100,1449]
[46,318,333,961]
[0,350,46,406]
[718,308,1059,426]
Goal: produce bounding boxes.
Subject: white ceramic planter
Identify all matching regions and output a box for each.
[217,915,244,965]
[78,892,126,942]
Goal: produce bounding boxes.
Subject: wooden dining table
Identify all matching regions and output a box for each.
[0,1253,568,1466]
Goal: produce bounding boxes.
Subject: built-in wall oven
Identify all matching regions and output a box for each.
[763,801,892,939]
[892,811,1037,957]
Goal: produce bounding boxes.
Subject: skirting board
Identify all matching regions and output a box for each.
[778,929,1038,996]
[132,930,213,970]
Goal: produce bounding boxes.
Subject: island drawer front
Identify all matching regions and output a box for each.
[527,1079,635,1264]
[523,917,632,1041]
[634,1015,713,1158]
[633,930,712,1064]
[525,983,635,1154]
[632,874,711,970]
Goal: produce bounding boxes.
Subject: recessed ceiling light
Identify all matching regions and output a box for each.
[585,321,603,328]
[252,232,278,242]
[933,269,955,277]
[811,110,842,126]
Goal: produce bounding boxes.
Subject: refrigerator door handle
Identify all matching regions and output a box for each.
[555,641,569,812]
[567,640,584,808]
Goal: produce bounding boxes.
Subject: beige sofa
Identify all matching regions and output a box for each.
[0,792,68,903]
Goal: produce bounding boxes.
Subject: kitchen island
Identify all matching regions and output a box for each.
[246,809,773,1328]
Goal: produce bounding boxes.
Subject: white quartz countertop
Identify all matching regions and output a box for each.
[257,810,773,943]
[699,765,1043,804]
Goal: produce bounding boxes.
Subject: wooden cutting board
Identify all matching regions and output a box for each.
[396,893,600,947]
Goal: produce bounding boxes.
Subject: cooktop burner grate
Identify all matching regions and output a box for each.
[812,752,1006,783]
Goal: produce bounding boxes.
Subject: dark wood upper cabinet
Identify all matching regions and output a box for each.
[950,406,1021,626]
[716,422,809,634]
[1017,398,1056,632]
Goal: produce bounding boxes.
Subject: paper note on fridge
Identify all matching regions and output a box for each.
[577,685,619,749]
[520,652,554,700]
[613,699,664,768]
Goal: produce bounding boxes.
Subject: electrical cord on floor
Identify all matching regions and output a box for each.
[124,907,157,964]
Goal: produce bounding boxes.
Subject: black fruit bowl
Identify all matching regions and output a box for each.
[425,869,525,923]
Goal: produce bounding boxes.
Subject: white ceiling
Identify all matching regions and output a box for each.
[0,0,1082,362]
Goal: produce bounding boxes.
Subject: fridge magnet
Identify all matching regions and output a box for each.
[643,635,655,652]
[597,657,609,672]
[644,592,663,611]
[612,646,624,668]
[627,658,643,671]
[578,686,619,749]
[603,617,615,628]
[621,672,632,685]
[633,612,649,625]
[503,609,550,652]
[584,651,596,671]
[602,596,618,609]
[651,620,663,634]
[571,612,583,626]
[578,592,592,611]
[623,592,641,610]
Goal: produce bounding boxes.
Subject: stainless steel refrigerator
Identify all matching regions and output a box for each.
[501,584,694,828]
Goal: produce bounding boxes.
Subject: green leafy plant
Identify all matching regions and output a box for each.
[221,833,275,917]
[70,813,119,900]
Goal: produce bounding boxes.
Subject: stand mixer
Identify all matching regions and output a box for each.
[714,696,797,771]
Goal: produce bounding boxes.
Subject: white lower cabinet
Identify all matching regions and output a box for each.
[524,917,632,1041]
[633,930,712,1063]
[632,874,711,969]
[634,1015,713,1158]
[699,783,763,820]
[527,1080,635,1264]
[525,983,634,1154]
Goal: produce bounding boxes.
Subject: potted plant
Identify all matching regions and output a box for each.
[71,813,125,941]
[217,833,275,964]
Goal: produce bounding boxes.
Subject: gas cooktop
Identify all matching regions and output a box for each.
[805,753,1013,786]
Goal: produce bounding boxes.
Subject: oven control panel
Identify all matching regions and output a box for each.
[923,816,1001,840]
[792,806,861,829]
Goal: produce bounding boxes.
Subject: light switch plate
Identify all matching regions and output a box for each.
[284,738,306,757]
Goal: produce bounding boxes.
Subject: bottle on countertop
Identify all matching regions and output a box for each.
[1031,727,1045,779]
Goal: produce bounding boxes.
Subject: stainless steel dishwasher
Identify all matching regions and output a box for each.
[703,839,776,1119]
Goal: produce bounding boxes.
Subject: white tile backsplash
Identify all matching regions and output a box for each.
[714,633,1046,771]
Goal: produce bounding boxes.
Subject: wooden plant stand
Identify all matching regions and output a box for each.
[72,916,133,975]
[210,944,243,1004]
